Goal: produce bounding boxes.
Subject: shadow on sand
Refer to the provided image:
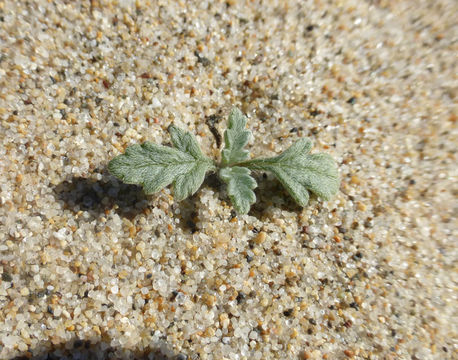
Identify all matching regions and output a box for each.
[53,167,149,222]
[53,166,303,233]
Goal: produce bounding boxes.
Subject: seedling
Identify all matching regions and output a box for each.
[108,108,339,214]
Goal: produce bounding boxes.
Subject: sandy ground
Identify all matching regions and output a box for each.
[0,0,456,359]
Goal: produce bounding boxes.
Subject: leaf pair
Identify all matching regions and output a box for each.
[108,108,339,214]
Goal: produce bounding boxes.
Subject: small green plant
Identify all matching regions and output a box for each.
[108,108,339,214]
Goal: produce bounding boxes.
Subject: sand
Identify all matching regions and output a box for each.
[0,0,456,359]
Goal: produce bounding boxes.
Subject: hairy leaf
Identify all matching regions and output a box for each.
[169,125,204,159]
[219,166,257,214]
[242,138,339,206]
[221,108,251,166]
[108,128,214,200]
[173,160,212,201]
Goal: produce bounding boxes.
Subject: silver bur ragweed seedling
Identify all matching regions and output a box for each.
[108,108,339,214]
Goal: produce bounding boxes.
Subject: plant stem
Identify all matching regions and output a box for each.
[231,158,273,170]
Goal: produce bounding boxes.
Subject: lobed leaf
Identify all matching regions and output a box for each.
[169,125,204,159]
[221,108,252,166]
[108,128,214,200]
[219,166,257,214]
[173,160,211,201]
[242,138,339,206]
